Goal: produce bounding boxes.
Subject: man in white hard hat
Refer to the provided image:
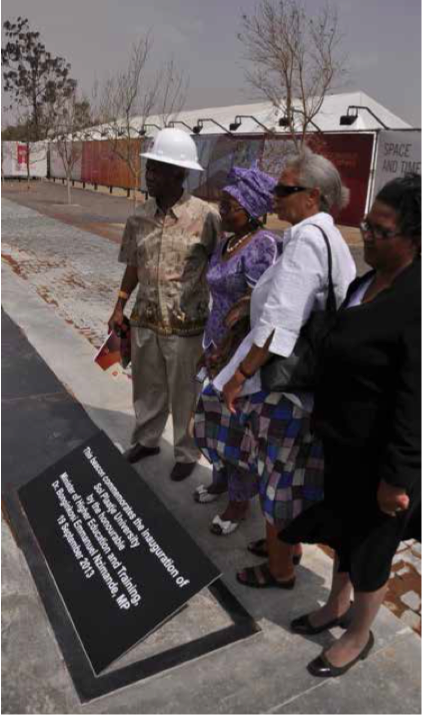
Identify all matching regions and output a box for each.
[109,128,221,481]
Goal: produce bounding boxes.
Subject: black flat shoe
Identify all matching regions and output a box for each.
[291,602,354,635]
[307,631,375,678]
[170,462,197,482]
[124,443,160,464]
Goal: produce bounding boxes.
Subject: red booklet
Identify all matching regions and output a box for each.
[94,332,122,371]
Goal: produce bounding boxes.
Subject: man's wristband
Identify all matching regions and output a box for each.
[118,290,130,301]
[238,362,255,380]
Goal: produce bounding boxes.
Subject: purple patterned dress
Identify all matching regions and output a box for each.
[203,230,281,351]
[200,229,282,501]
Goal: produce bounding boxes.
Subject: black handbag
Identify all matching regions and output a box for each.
[261,225,337,392]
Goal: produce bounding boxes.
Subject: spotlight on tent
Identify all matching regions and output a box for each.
[340,106,389,128]
[193,118,232,135]
[167,120,195,132]
[138,123,161,137]
[339,112,358,126]
[229,115,272,132]
[278,116,290,128]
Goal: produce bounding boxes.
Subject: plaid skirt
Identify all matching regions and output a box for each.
[194,384,324,527]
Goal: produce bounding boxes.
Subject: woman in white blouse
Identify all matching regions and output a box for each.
[210,148,356,588]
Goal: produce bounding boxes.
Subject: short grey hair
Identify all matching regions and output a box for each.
[285,147,350,214]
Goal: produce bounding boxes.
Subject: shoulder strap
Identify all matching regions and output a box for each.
[308,224,336,312]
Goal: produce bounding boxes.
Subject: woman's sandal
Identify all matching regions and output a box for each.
[247,538,303,566]
[291,602,354,635]
[210,514,244,535]
[193,484,226,504]
[236,562,296,589]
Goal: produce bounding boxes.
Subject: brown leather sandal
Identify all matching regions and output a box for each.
[236,562,295,589]
[247,538,302,565]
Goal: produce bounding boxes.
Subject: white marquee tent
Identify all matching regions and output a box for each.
[89,90,412,140]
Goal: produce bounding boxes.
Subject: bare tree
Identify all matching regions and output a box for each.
[96,35,188,210]
[239,0,346,149]
[50,90,92,204]
[156,57,189,127]
[96,34,158,210]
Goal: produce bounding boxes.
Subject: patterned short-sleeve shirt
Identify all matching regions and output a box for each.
[119,191,221,336]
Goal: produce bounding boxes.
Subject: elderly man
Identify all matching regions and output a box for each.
[109,128,221,481]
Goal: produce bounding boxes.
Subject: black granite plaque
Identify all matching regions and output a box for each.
[19,431,221,675]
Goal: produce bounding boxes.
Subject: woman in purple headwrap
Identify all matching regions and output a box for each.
[193,164,282,535]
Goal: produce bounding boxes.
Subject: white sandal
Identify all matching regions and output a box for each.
[210,514,242,536]
[193,484,223,504]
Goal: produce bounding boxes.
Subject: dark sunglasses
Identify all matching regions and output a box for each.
[359,219,400,241]
[272,184,308,198]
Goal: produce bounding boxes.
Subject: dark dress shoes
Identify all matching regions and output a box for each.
[291,602,354,635]
[307,631,375,678]
[170,462,197,481]
[124,443,160,464]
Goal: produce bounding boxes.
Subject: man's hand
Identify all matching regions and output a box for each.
[222,371,245,415]
[224,296,251,329]
[108,304,124,334]
[377,479,410,517]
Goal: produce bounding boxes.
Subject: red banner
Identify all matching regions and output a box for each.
[81,140,142,189]
[17,144,28,166]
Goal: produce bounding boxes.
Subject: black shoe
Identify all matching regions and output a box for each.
[307,631,375,678]
[291,602,354,635]
[124,443,160,464]
[170,462,197,482]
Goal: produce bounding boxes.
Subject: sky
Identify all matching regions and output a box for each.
[2,0,421,126]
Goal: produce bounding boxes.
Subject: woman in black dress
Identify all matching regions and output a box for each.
[282,173,421,678]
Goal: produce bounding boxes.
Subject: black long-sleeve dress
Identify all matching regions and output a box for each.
[282,258,421,592]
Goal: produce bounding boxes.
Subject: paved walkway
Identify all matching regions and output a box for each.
[2,196,421,713]
[2,179,367,270]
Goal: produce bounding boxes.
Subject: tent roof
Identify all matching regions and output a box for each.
[89,90,412,140]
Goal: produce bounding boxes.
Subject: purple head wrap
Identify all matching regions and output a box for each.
[222,162,277,219]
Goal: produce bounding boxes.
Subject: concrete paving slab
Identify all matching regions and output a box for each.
[272,632,421,714]
[1,519,75,715]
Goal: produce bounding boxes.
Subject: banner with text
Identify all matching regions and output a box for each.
[372,130,421,198]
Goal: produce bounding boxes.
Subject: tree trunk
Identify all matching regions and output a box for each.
[67,175,72,204]
[132,169,140,212]
[26,143,31,191]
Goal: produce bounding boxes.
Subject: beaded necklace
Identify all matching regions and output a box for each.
[225,229,254,255]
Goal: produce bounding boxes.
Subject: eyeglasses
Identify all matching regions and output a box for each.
[359,220,401,240]
[219,201,246,215]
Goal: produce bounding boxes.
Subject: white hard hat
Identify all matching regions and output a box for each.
[140,127,203,172]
